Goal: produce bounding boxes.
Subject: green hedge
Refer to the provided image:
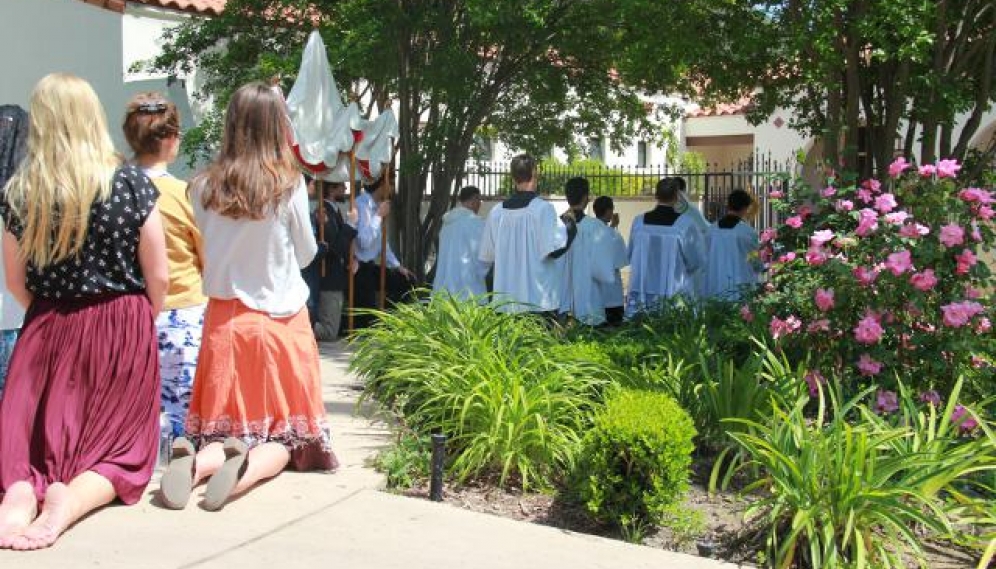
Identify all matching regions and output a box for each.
[574,389,696,531]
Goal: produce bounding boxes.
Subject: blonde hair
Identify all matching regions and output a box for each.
[4,73,120,268]
[193,82,299,219]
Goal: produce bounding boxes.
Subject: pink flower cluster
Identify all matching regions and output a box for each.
[939,224,965,248]
[769,315,802,339]
[854,312,885,344]
[955,249,977,275]
[941,301,985,328]
[857,353,883,377]
[909,269,937,292]
[814,288,835,312]
[885,250,912,276]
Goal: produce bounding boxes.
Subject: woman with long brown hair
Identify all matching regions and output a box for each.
[159,81,337,511]
[0,73,167,549]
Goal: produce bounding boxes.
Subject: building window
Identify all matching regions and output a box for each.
[471,135,494,161]
[587,137,604,162]
[637,141,649,168]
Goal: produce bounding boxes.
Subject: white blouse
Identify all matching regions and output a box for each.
[192,177,317,317]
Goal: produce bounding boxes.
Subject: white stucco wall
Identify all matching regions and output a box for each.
[0,0,200,176]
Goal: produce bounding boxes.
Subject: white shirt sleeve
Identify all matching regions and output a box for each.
[680,224,706,274]
[479,208,497,264]
[357,195,382,251]
[289,179,318,269]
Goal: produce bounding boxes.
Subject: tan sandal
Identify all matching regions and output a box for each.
[202,438,249,511]
[159,437,196,510]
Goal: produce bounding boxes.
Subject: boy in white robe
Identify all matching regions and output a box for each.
[592,196,628,326]
[433,186,488,301]
[479,154,573,314]
[626,177,706,316]
[557,178,616,326]
[704,189,762,301]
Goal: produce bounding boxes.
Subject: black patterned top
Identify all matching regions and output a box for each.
[0,165,160,298]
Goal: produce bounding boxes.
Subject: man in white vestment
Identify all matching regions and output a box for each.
[557,178,617,326]
[433,186,488,301]
[592,196,628,326]
[674,176,711,297]
[626,177,706,316]
[479,154,573,315]
[704,189,762,301]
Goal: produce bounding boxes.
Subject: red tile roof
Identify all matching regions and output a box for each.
[129,0,226,16]
[80,0,127,13]
[686,98,753,118]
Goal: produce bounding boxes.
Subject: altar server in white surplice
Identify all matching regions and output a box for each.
[433,186,488,301]
[673,176,710,297]
[592,196,628,327]
[557,178,616,326]
[479,154,573,314]
[626,177,706,317]
[704,189,762,301]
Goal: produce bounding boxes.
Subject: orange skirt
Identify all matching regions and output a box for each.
[185,298,337,471]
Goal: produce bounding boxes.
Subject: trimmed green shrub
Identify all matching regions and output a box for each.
[574,389,696,532]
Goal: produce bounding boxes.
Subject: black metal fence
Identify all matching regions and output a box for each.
[459,154,791,229]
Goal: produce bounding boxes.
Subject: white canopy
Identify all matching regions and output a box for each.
[356,110,399,183]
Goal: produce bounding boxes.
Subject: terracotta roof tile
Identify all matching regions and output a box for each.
[686,98,753,118]
[81,0,126,13]
[129,0,226,16]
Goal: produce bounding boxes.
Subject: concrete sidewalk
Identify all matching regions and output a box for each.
[0,342,736,569]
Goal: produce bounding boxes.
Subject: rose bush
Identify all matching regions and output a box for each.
[750,159,995,397]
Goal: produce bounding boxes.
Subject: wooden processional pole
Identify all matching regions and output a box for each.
[348,152,358,332]
[378,145,400,310]
[317,180,326,277]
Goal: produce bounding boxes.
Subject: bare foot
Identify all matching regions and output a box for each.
[0,481,38,548]
[10,483,74,551]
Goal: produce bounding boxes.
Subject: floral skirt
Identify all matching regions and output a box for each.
[156,304,205,437]
[184,298,337,472]
[0,329,18,401]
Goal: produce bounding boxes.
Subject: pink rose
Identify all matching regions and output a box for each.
[941,301,984,328]
[909,269,938,292]
[740,305,754,322]
[857,188,874,204]
[760,228,777,243]
[939,224,965,248]
[804,370,825,397]
[935,159,961,179]
[807,319,830,334]
[959,187,994,204]
[899,223,930,238]
[810,230,835,248]
[854,266,880,287]
[955,249,977,275]
[835,199,854,212]
[857,353,883,376]
[919,391,942,406]
[918,164,937,177]
[806,248,828,266]
[965,285,983,299]
[885,250,912,276]
[977,205,995,221]
[977,317,992,334]
[971,223,983,242]
[785,216,803,229]
[876,390,899,414]
[814,288,835,312]
[863,179,882,192]
[821,186,837,198]
[884,211,909,225]
[854,312,885,344]
[777,252,797,264]
[951,405,979,432]
[769,315,802,339]
[798,204,814,219]
[855,208,879,237]
[889,157,911,178]
[769,189,785,199]
[874,193,898,214]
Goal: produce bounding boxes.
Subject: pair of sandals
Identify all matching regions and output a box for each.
[160,437,249,511]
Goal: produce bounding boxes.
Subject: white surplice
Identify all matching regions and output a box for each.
[432,205,488,301]
[681,200,711,297]
[479,196,567,313]
[559,215,617,325]
[599,223,629,310]
[625,211,706,316]
[704,218,761,301]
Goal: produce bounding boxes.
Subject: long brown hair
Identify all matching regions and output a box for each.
[193,82,299,219]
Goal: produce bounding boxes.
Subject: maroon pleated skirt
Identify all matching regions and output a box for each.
[0,293,160,505]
